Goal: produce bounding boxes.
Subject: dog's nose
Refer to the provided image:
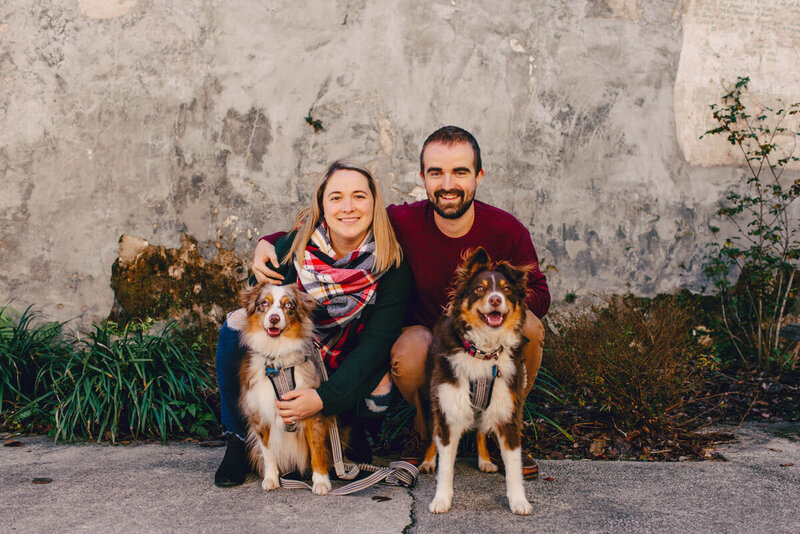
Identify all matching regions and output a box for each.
[489,295,502,308]
[268,314,281,325]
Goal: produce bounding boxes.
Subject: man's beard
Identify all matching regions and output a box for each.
[430,189,475,220]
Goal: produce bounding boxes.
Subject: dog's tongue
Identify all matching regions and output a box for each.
[486,312,504,327]
[267,327,281,337]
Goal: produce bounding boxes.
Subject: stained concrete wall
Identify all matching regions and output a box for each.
[0,0,791,323]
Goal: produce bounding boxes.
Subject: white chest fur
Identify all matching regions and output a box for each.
[435,349,518,434]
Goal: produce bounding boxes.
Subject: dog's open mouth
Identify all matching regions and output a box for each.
[266,326,282,338]
[479,311,506,328]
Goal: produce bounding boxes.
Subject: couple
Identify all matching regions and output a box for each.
[214,126,551,487]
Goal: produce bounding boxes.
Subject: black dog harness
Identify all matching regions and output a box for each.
[461,338,502,412]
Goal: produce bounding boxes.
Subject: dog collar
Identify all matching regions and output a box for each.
[461,338,502,361]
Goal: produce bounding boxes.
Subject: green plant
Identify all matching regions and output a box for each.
[524,366,573,441]
[544,295,705,434]
[305,108,324,132]
[0,305,71,428]
[49,320,216,443]
[701,76,800,371]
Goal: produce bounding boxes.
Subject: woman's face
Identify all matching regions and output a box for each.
[321,169,375,255]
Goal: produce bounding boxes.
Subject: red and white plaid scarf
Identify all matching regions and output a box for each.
[295,223,384,369]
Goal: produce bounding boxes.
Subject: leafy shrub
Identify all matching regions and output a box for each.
[50,321,216,443]
[0,305,71,428]
[0,306,217,443]
[544,295,706,434]
[701,76,800,371]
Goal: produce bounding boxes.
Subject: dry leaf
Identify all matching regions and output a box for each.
[32,478,52,484]
[4,440,23,447]
[371,496,391,502]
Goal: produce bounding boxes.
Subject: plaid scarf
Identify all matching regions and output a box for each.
[295,223,384,369]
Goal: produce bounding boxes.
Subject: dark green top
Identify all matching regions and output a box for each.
[274,233,411,416]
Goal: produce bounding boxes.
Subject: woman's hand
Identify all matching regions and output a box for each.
[252,239,284,284]
[276,388,323,425]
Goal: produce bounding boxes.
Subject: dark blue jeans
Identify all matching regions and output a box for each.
[216,321,248,440]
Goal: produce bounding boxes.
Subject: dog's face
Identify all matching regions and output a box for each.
[450,247,529,332]
[239,283,315,339]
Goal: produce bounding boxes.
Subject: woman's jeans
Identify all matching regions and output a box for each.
[216,322,248,440]
[216,321,392,442]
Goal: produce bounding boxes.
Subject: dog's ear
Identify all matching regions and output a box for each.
[238,282,262,315]
[494,261,531,297]
[454,247,491,284]
[294,287,317,319]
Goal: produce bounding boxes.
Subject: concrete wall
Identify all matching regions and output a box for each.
[0,0,791,323]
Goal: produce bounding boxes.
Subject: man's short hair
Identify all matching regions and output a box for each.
[419,126,482,174]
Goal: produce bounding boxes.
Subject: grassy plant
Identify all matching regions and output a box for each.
[50,320,216,443]
[524,366,573,441]
[701,76,800,371]
[544,295,706,434]
[0,305,71,428]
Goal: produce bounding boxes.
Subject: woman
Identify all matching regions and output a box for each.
[214,160,411,487]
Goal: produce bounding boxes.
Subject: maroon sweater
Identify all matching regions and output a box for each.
[263,200,550,329]
[386,200,549,328]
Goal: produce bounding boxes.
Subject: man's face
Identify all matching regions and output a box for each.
[420,142,484,220]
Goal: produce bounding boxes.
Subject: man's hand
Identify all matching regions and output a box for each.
[276,388,323,425]
[252,239,284,284]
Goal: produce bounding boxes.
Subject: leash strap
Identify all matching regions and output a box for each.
[278,460,419,495]
[277,345,418,493]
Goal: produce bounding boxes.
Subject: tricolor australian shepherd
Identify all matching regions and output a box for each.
[231,282,334,495]
[420,247,533,515]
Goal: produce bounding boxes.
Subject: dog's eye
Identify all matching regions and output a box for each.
[474,286,485,295]
[284,301,294,311]
[258,301,269,310]
[503,286,512,294]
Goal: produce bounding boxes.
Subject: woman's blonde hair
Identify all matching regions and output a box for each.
[284,160,403,274]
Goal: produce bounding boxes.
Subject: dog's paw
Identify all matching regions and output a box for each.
[312,472,331,496]
[261,476,280,491]
[509,497,533,515]
[419,458,437,473]
[429,493,452,514]
[478,457,498,473]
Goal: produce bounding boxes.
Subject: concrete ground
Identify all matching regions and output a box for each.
[2,422,798,534]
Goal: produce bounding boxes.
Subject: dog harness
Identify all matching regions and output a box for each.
[264,356,310,432]
[269,344,419,495]
[461,338,501,412]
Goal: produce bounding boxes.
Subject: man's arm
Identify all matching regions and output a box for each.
[251,231,288,283]
[510,229,551,318]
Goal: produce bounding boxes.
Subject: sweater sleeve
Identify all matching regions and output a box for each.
[510,228,551,319]
[316,261,412,416]
[260,231,288,244]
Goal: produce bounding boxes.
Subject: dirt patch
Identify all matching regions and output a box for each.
[109,234,247,360]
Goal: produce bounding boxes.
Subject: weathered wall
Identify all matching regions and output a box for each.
[1,0,797,324]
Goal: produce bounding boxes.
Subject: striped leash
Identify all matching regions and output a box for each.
[277,345,418,494]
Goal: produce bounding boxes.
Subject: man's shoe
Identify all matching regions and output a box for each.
[214,436,248,487]
[487,436,539,480]
[400,430,430,466]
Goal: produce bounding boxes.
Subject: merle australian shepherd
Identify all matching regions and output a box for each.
[232,282,335,495]
[420,247,533,515]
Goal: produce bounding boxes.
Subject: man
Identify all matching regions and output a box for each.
[253,126,549,478]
